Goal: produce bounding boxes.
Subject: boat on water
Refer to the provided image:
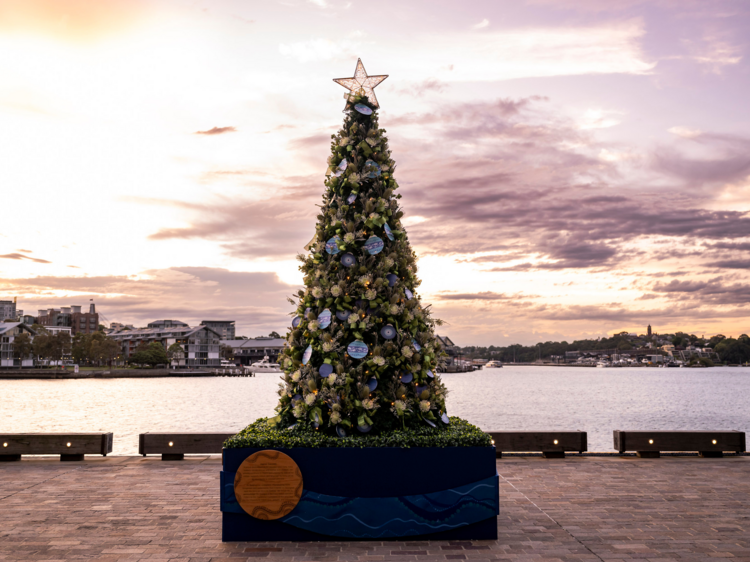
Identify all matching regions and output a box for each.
[484,360,503,369]
[245,356,282,374]
[596,361,612,368]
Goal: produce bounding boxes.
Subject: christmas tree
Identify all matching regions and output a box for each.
[274,59,449,436]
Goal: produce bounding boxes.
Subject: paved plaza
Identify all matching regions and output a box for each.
[1,456,750,561]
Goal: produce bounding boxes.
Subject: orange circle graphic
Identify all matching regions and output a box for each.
[233,450,303,520]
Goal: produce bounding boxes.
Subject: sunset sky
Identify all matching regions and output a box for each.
[1,0,749,345]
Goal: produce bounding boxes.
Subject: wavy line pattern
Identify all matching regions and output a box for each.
[220,470,499,538]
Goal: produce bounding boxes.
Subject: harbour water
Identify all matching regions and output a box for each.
[3,366,748,454]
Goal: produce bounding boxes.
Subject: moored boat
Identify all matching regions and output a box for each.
[244,356,282,374]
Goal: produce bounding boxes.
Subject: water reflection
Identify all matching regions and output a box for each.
[2,366,748,453]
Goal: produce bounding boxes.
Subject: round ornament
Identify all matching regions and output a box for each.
[426,369,434,379]
[367,377,378,391]
[386,273,398,287]
[380,324,396,339]
[404,288,413,300]
[354,103,373,115]
[319,363,333,377]
[412,339,421,352]
[336,310,351,321]
[400,372,413,383]
[233,450,303,520]
[423,419,436,428]
[318,309,332,329]
[441,413,450,424]
[357,423,372,433]
[364,159,381,178]
[325,236,341,255]
[336,426,347,438]
[414,385,427,397]
[384,223,394,241]
[291,394,302,405]
[340,253,356,267]
[347,340,369,359]
[292,316,301,328]
[364,236,384,255]
[304,307,311,317]
[302,345,312,365]
[347,193,357,204]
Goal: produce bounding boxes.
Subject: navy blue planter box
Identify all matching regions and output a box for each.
[221,446,498,541]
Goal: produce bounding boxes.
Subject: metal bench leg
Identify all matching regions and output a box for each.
[162,453,184,461]
[0,455,21,462]
[636,451,660,458]
[61,454,85,461]
[543,451,565,459]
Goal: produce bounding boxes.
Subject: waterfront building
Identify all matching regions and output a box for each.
[36,303,99,336]
[147,319,189,330]
[0,322,36,367]
[220,337,284,366]
[201,320,236,340]
[110,324,221,368]
[0,299,17,321]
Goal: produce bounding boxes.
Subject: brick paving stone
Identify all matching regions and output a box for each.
[1,456,750,561]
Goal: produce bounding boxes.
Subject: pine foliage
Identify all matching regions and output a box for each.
[274,93,448,436]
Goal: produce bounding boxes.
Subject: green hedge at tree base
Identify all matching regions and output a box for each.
[224,417,491,449]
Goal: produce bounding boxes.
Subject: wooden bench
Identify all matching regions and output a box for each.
[139,432,237,460]
[613,430,746,458]
[0,433,113,461]
[487,431,587,458]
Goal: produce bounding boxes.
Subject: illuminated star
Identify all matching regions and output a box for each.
[333,58,388,108]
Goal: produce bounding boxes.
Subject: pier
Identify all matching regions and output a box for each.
[2,455,750,560]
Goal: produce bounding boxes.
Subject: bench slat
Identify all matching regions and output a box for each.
[139,432,236,456]
[487,431,587,457]
[614,430,746,455]
[0,433,113,456]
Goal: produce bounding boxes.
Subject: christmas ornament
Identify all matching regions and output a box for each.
[336,310,351,321]
[441,413,450,424]
[364,235,384,255]
[412,339,421,352]
[357,423,372,433]
[319,363,333,377]
[347,193,357,204]
[346,340,368,359]
[354,103,373,115]
[333,159,348,177]
[364,159,381,178]
[400,372,413,383]
[302,345,312,365]
[380,324,396,339]
[318,309,332,329]
[325,236,342,255]
[292,316,301,328]
[386,273,398,287]
[384,223,394,241]
[367,377,378,391]
[340,253,356,267]
[336,426,347,438]
[404,288,413,300]
[333,58,388,109]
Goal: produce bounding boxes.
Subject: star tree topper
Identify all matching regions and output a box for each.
[333,58,388,108]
